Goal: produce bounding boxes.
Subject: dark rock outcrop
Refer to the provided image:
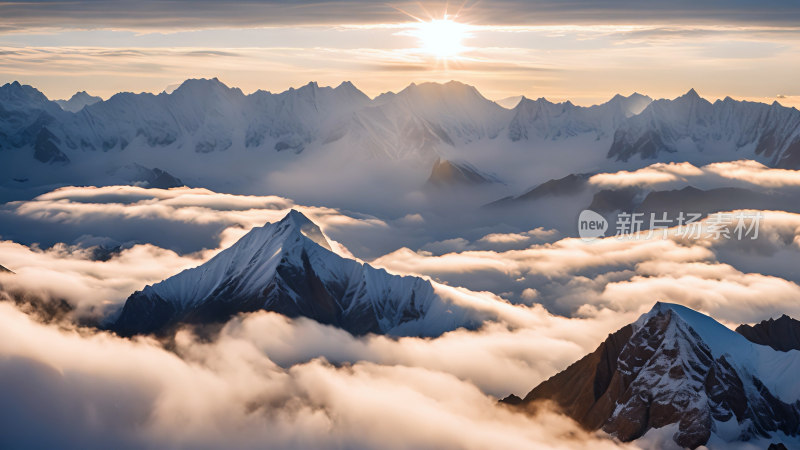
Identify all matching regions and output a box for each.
[737,315,800,352]
[426,159,498,187]
[486,173,589,208]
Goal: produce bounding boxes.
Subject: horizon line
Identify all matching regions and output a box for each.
[4,77,797,111]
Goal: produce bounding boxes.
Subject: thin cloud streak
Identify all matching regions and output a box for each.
[2,1,800,32]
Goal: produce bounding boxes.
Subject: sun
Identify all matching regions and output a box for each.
[413,16,469,59]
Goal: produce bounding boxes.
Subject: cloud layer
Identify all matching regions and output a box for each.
[589,160,800,190]
[2,0,800,31]
[2,184,800,448]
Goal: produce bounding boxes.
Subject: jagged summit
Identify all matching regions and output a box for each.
[172,77,242,97]
[608,88,800,165]
[681,87,702,100]
[507,302,800,448]
[110,210,445,337]
[0,81,56,110]
[5,77,800,185]
[279,209,332,250]
[737,314,800,352]
[55,90,102,112]
[508,92,651,141]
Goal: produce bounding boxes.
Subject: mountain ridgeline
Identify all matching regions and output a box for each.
[110,210,475,337]
[3,79,800,169]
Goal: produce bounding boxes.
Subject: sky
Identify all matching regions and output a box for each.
[1,0,799,106]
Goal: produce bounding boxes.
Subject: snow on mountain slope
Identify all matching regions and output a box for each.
[340,81,510,159]
[244,81,371,152]
[0,81,71,163]
[508,93,651,141]
[507,302,800,449]
[110,210,481,337]
[609,89,800,167]
[55,91,102,113]
[3,79,800,205]
[635,303,800,403]
[72,77,249,153]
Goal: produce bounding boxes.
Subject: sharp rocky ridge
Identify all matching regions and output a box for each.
[505,302,800,449]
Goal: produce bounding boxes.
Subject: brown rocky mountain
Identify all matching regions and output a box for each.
[426,159,498,187]
[503,302,800,449]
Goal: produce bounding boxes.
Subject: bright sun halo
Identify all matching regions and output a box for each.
[414,17,469,58]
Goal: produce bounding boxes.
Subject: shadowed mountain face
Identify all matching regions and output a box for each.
[486,173,590,208]
[587,187,640,214]
[587,185,798,218]
[737,315,800,352]
[426,159,498,187]
[110,210,447,337]
[505,303,800,449]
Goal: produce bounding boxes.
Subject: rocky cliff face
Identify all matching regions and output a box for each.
[505,303,800,449]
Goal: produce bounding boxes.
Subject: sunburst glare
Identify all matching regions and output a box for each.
[412,16,470,59]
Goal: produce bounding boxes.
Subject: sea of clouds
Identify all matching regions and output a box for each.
[3,165,800,448]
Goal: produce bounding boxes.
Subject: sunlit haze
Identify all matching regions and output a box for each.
[1,1,799,106]
[412,17,470,58]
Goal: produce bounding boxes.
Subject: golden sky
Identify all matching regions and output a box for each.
[1,1,799,107]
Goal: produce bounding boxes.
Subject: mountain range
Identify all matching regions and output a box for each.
[504,302,800,449]
[3,78,800,201]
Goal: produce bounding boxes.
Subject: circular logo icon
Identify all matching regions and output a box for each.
[578,209,608,241]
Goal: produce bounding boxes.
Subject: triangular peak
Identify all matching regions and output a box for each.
[679,88,701,100]
[171,77,239,96]
[634,301,753,359]
[277,209,332,251]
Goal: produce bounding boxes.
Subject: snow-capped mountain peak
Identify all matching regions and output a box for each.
[608,90,800,165]
[110,210,447,337]
[55,91,102,112]
[508,302,800,448]
[280,209,332,250]
[637,302,800,401]
[508,92,652,141]
[0,81,58,113]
